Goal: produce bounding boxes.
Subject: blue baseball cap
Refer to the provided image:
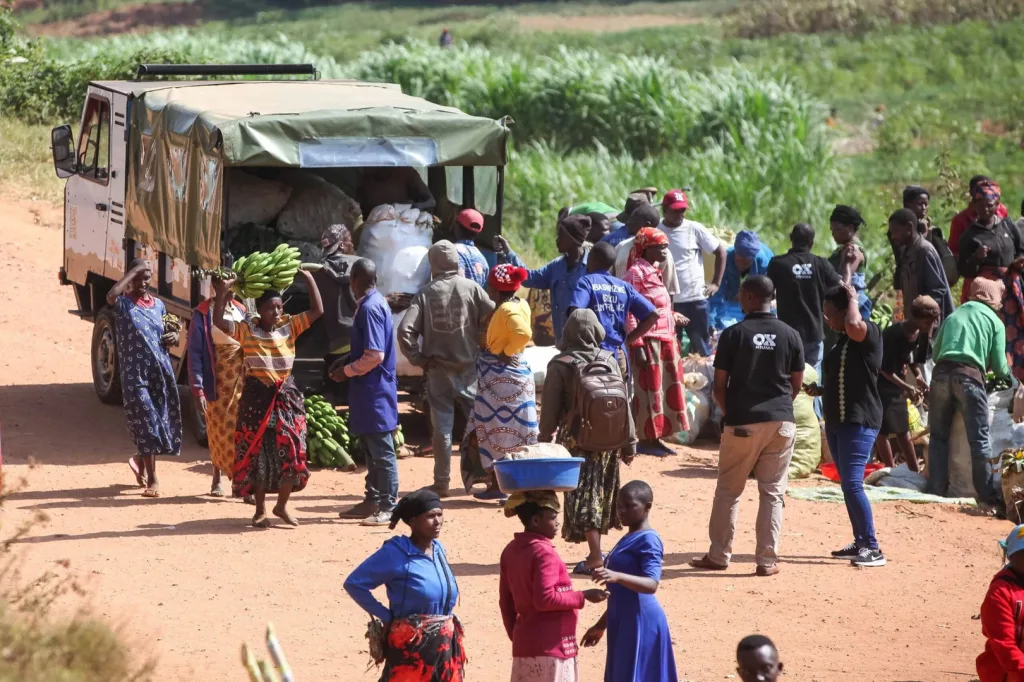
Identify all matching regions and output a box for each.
[1000,525,1024,557]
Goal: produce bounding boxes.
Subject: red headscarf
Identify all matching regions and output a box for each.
[629,226,669,268]
[489,264,528,292]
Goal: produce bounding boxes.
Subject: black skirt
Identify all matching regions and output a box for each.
[878,385,909,435]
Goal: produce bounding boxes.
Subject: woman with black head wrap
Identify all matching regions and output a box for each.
[345,488,465,681]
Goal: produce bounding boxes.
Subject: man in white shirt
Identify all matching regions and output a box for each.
[611,204,680,297]
[658,189,726,356]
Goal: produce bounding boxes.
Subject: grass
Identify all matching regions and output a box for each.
[0,118,65,203]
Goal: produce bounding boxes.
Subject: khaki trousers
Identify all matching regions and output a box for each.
[708,421,795,568]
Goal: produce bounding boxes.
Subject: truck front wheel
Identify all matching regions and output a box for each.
[91,307,123,405]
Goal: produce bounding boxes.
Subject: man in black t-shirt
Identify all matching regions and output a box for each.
[766,223,841,418]
[690,276,804,578]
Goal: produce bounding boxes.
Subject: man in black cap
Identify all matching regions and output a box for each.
[602,192,650,248]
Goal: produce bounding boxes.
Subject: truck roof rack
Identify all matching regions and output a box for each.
[136,64,318,79]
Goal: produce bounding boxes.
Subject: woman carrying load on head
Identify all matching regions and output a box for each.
[187,271,248,497]
[622,227,689,457]
[212,269,323,528]
[470,264,540,501]
[345,489,465,682]
[107,258,183,498]
[500,491,608,682]
[539,308,637,576]
[956,180,1024,381]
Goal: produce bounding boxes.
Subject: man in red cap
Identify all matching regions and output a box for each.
[658,189,726,357]
[453,208,490,289]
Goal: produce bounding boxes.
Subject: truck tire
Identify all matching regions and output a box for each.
[91,307,123,405]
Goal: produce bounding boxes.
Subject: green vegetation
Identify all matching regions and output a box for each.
[4,0,1024,276]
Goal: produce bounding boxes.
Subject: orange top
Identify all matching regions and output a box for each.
[232,312,312,385]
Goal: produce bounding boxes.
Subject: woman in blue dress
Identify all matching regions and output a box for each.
[106,259,182,498]
[583,480,677,682]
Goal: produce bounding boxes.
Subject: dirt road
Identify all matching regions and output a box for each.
[0,195,1003,681]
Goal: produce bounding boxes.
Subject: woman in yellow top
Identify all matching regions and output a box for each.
[212,270,323,528]
[471,264,540,501]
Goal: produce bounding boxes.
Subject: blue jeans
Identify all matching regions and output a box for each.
[426,365,476,487]
[926,371,1002,507]
[674,299,711,356]
[803,340,824,419]
[362,430,398,513]
[825,423,880,550]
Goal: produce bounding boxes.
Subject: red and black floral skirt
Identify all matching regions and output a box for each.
[232,375,310,497]
[382,614,466,682]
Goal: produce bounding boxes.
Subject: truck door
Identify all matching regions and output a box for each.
[63,91,113,287]
[103,92,129,282]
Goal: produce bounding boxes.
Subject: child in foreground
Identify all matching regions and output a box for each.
[736,635,783,682]
[582,480,677,682]
[977,524,1024,682]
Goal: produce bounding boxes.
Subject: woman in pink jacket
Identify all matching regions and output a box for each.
[499,492,608,681]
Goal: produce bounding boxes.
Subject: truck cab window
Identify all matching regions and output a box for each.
[77,97,110,183]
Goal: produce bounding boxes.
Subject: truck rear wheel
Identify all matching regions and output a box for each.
[91,307,123,405]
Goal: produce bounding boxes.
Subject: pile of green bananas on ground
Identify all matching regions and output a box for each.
[870,302,893,330]
[230,244,303,299]
[304,395,355,471]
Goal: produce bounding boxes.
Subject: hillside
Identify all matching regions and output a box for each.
[4,0,1024,272]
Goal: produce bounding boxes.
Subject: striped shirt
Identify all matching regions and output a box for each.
[232,312,312,385]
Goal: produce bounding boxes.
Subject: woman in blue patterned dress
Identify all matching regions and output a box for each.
[106,259,182,497]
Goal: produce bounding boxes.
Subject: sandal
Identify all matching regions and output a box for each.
[129,458,145,487]
[210,484,225,498]
[689,555,728,571]
[572,554,607,576]
[142,488,160,498]
[472,489,508,501]
[252,514,271,528]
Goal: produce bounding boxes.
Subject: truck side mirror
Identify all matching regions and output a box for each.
[51,124,76,179]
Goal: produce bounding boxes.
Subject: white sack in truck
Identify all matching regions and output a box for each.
[358,204,434,297]
[227,171,292,230]
[276,171,362,242]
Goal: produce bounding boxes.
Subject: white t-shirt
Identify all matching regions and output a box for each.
[658,219,721,303]
[612,237,680,297]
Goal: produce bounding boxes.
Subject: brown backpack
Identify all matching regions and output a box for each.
[558,351,630,452]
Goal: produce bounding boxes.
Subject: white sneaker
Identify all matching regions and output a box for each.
[360,511,392,527]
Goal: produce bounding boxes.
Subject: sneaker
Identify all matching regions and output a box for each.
[755,565,780,577]
[850,547,886,567]
[830,542,860,559]
[340,500,377,519]
[360,511,393,527]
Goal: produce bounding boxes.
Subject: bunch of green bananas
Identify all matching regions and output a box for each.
[393,424,405,450]
[304,394,355,471]
[230,244,303,299]
[870,302,893,330]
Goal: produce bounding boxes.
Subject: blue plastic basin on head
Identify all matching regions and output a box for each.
[492,457,585,494]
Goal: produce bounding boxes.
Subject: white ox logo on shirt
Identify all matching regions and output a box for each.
[752,333,777,350]
[791,263,813,279]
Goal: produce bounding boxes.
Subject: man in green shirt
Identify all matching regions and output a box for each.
[927,278,1010,512]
